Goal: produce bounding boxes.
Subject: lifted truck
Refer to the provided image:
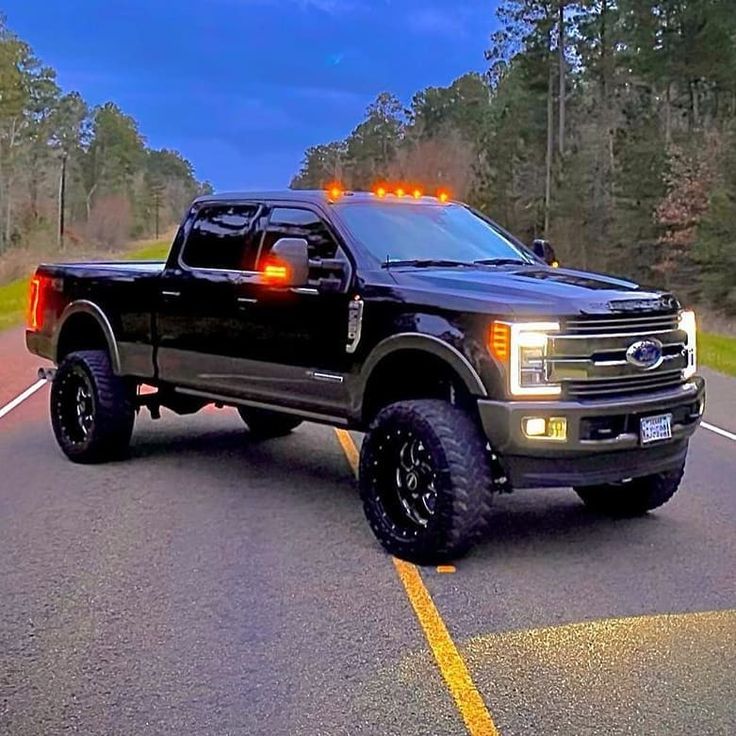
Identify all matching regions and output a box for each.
[26,190,705,563]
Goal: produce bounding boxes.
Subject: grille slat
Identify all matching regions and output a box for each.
[564,313,679,336]
[565,370,683,399]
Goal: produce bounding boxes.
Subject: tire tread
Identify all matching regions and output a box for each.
[359,399,491,563]
[574,462,686,517]
[51,350,135,463]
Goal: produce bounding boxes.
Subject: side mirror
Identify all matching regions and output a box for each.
[261,237,309,286]
[532,238,559,267]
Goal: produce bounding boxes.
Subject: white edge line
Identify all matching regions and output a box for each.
[0,379,47,420]
[701,421,736,442]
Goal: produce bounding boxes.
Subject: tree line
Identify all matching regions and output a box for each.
[292,0,736,315]
[0,16,209,262]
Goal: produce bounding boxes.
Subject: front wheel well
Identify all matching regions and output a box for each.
[361,349,475,425]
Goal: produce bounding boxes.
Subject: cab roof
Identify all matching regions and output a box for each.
[193,190,452,206]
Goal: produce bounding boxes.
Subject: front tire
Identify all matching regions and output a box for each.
[359,400,490,564]
[237,407,303,438]
[574,462,686,517]
[51,350,135,464]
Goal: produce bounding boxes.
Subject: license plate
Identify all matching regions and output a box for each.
[640,413,673,444]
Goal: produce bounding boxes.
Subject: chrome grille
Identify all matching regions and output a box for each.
[563,312,679,336]
[549,311,687,399]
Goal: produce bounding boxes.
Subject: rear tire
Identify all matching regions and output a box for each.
[51,350,135,464]
[359,399,489,564]
[237,407,303,438]
[574,462,686,517]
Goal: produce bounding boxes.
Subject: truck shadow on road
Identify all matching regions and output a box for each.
[476,489,660,549]
[130,421,351,488]
[126,416,688,568]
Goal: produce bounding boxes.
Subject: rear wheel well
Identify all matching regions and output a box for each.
[56,313,110,363]
[361,350,475,426]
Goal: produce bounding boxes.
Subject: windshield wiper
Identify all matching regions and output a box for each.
[381,258,477,269]
[473,257,531,266]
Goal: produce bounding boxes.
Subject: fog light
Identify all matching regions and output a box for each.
[547,417,567,440]
[524,417,547,437]
[522,416,567,441]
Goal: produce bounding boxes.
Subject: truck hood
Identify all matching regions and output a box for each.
[389,265,679,317]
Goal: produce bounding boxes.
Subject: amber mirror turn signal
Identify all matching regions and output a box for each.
[261,237,310,287]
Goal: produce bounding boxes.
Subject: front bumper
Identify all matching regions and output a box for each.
[478,376,705,488]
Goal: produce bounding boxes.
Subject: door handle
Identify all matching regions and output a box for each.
[237,297,258,305]
[161,290,181,298]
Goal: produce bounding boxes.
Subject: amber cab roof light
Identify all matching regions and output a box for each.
[326,184,452,202]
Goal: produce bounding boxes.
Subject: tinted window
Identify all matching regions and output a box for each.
[182,204,262,271]
[335,202,533,265]
[260,207,340,263]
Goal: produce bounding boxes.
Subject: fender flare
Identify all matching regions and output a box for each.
[53,300,122,374]
[355,333,487,415]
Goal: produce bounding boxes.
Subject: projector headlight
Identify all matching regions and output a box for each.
[679,309,697,379]
[490,321,561,397]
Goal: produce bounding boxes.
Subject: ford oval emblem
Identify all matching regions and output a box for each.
[626,338,664,370]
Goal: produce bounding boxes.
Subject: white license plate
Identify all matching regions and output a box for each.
[640,413,673,444]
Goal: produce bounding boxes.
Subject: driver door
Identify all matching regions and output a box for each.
[238,205,354,415]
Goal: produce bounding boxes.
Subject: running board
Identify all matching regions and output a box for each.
[175,386,350,427]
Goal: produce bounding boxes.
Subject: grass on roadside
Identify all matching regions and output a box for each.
[0,278,27,331]
[699,331,736,378]
[126,239,170,260]
[0,238,170,331]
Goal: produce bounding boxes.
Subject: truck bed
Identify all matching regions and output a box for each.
[39,260,166,276]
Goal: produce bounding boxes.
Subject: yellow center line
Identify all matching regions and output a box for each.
[335,427,360,474]
[333,428,500,736]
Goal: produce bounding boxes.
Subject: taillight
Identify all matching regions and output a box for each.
[27,275,45,331]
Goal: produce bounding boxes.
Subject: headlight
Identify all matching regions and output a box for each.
[679,309,697,379]
[490,321,561,396]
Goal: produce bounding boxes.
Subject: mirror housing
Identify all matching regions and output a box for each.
[261,237,309,286]
[532,238,559,267]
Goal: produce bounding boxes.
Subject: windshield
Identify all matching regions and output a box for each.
[334,202,533,266]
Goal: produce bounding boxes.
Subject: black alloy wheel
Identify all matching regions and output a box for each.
[375,426,439,532]
[359,399,490,564]
[56,365,96,446]
[51,350,135,463]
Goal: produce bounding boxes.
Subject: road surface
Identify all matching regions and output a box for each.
[1,326,734,735]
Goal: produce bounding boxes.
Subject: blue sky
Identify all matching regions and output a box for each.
[5,0,497,190]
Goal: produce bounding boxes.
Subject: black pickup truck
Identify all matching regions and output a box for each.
[26,189,704,563]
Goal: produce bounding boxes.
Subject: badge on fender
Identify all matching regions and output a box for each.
[346,296,364,353]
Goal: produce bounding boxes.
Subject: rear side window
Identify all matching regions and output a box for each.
[182,204,262,271]
[260,207,340,263]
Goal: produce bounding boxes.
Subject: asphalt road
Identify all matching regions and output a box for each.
[1,325,735,736]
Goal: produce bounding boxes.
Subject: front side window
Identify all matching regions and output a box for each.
[259,207,341,264]
[182,204,262,271]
